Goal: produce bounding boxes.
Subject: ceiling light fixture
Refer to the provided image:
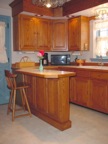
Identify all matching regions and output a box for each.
[32,0,71,8]
[95,7,108,20]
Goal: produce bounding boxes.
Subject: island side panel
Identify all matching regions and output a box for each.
[24,75,37,113]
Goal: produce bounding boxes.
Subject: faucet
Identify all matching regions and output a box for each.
[98,55,104,66]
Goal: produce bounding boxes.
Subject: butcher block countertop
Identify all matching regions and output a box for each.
[67,65,108,70]
[16,67,76,78]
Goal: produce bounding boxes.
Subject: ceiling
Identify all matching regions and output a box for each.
[0,0,108,17]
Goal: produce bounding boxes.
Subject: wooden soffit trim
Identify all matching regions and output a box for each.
[9,0,54,17]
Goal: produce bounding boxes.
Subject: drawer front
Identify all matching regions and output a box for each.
[91,71,108,80]
[75,70,90,78]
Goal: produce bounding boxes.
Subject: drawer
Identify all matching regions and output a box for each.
[75,70,90,78]
[91,71,108,80]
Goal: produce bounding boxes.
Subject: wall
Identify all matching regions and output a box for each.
[0,6,94,64]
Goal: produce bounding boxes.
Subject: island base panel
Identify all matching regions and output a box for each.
[34,110,71,131]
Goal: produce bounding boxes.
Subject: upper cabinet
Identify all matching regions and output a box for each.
[52,20,68,51]
[13,14,89,52]
[68,16,89,51]
[13,14,52,51]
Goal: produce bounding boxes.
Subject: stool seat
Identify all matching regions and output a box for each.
[5,70,31,121]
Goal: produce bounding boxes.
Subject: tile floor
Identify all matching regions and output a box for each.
[0,104,108,144]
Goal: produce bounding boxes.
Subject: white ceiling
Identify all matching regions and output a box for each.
[0,0,108,17]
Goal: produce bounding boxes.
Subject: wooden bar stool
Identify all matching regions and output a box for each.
[5,70,31,121]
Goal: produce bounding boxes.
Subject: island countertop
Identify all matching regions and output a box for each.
[16,67,76,78]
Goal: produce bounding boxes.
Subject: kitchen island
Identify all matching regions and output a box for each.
[16,68,76,130]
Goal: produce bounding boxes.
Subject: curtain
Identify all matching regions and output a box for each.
[94,19,108,30]
[0,22,8,63]
[96,37,108,56]
[94,20,108,57]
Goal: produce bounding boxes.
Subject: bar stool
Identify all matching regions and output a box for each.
[5,70,31,121]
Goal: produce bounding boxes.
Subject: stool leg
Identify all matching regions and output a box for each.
[22,88,31,117]
[7,90,14,115]
[20,89,25,111]
[12,89,16,121]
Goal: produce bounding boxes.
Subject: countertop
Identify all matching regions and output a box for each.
[60,65,108,72]
[16,67,76,78]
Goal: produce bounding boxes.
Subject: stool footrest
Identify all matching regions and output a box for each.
[15,113,31,119]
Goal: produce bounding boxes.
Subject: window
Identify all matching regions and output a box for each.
[95,20,108,57]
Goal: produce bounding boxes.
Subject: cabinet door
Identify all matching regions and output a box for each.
[68,17,80,51]
[52,20,68,51]
[68,16,89,51]
[91,79,108,113]
[74,77,90,107]
[37,18,52,51]
[19,15,37,51]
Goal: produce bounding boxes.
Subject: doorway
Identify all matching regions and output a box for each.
[0,15,11,104]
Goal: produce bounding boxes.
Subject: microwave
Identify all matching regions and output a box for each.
[51,54,71,65]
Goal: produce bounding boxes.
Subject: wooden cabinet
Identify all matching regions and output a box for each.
[13,14,90,52]
[60,67,108,114]
[13,14,52,51]
[52,20,68,51]
[68,16,89,51]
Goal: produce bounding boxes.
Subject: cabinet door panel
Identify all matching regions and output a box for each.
[69,18,80,51]
[52,20,68,51]
[74,77,90,106]
[20,15,37,51]
[37,19,52,51]
[91,80,108,113]
[68,16,89,51]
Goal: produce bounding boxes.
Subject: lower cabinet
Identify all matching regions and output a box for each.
[69,68,108,114]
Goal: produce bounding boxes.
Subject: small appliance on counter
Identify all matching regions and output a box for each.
[42,53,49,66]
[51,54,71,65]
